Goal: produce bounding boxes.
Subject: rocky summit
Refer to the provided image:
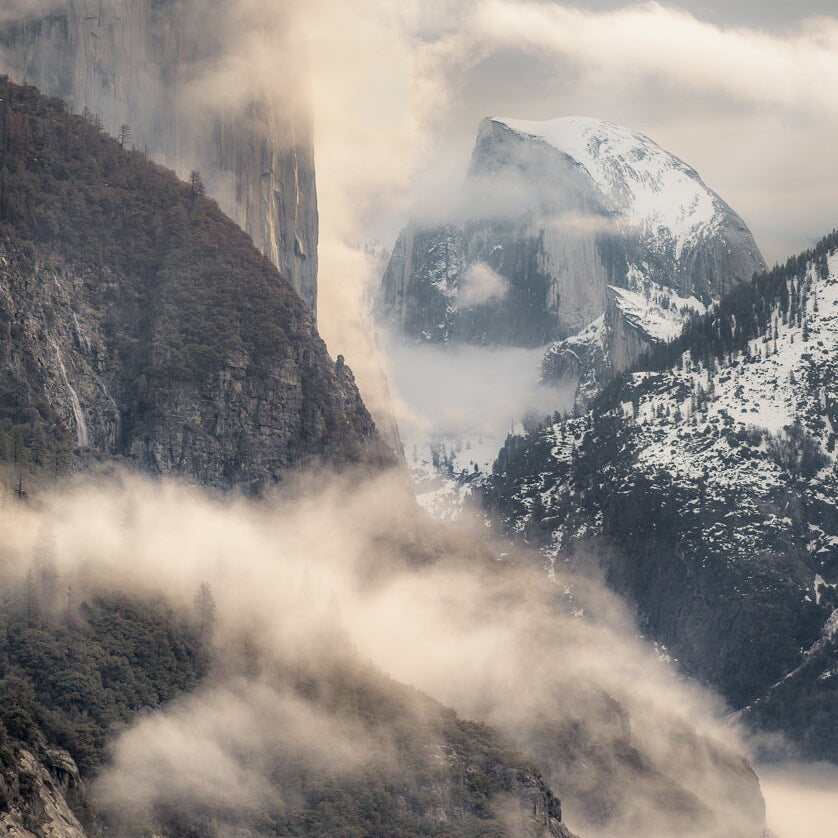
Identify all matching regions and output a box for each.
[379,115,765,404]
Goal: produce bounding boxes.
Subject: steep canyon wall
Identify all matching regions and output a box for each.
[0,0,318,311]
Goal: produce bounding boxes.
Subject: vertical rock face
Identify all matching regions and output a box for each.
[0,0,318,313]
[0,746,87,838]
[378,116,765,401]
[378,123,617,347]
[540,287,659,407]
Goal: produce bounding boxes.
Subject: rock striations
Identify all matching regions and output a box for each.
[0,0,319,312]
[379,116,765,404]
[0,79,389,490]
[0,745,87,838]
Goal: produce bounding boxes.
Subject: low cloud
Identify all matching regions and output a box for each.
[472,2,838,118]
[759,762,838,838]
[377,332,564,439]
[94,680,387,825]
[0,1,56,21]
[545,209,622,236]
[0,470,779,836]
[459,261,508,305]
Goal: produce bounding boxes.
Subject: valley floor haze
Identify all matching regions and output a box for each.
[0,471,775,837]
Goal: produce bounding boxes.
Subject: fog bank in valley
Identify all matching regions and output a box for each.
[0,470,779,837]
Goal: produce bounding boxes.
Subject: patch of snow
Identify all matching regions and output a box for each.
[51,340,88,447]
[611,281,706,343]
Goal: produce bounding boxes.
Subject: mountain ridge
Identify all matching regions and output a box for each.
[481,229,838,760]
[0,77,390,490]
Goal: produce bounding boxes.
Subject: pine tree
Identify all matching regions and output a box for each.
[189,169,205,198]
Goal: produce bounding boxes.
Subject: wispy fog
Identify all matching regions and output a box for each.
[459,262,509,306]
[379,330,567,441]
[760,762,838,838]
[0,470,794,837]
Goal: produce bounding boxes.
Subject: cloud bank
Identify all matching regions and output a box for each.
[0,470,774,837]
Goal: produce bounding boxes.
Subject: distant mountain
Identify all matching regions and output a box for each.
[482,231,838,761]
[0,79,389,490]
[378,116,764,405]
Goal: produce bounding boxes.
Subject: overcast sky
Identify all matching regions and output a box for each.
[568,1,838,28]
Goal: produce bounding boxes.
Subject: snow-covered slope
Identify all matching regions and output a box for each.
[483,233,838,760]
[494,116,719,262]
[610,274,708,343]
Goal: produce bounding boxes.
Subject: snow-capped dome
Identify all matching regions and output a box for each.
[490,116,720,257]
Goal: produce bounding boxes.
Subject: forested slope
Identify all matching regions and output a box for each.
[483,231,838,760]
[0,78,390,492]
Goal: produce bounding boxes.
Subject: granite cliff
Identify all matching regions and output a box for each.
[0,0,318,312]
[0,744,87,838]
[379,116,765,404]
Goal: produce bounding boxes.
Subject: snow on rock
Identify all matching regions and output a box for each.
[493,116,720,258]
[483,244,838,739]
[379,114,765,521]
[514,246,838,556]
[610,276,708,344]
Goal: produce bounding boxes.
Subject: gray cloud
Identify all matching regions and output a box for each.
[458,261,508,305]
[93,679,389,825]
[378,332,565,439]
